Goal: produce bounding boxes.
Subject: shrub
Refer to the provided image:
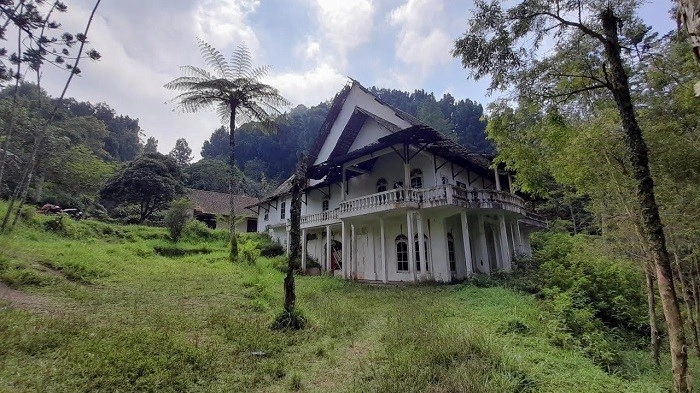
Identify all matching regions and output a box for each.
[18,205,36,223]
[163,198,192,242]
[43,214,75,236]
[271,307,307,330]
[182,219,214,241]
[260,240,285,257]
[239,238,261,264]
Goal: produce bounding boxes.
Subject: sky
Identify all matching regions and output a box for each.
[35,0,676,159]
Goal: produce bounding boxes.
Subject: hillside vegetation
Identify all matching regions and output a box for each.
[0,203,694,392]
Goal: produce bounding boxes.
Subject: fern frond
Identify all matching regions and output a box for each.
[230,44,253,78]
[198,38,231,78]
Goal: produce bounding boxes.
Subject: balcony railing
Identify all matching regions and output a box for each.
[300,185,543,226]
[301,208,339,226]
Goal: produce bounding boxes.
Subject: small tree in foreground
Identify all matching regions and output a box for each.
[272,154,307,331]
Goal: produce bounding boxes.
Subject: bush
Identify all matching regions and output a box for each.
[182,219,214,241]
[163,198,191,242]
[239,238,261,264]
[43,214,75,236]
[260,241,284,257]
[271,307,307,330]
[18,205,36,223]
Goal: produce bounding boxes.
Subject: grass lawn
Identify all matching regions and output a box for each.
[0,210,694,392]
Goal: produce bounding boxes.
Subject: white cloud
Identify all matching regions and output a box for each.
[194,0,260,52]
[310,0,375,66]
[265,64,347,107]
[388,0,452,76]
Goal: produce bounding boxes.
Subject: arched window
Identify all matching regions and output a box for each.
[395,235,408,272]
[322,199,329,211]
[410,168,423,189]
[447,233,456,272]
[414,234,429,271]
[376,178,387,193]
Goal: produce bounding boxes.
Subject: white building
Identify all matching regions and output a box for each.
[250,80,546,283]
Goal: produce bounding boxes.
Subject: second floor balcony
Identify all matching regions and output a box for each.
[298,184,547,228]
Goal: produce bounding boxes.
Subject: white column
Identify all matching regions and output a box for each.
[509,221,517,256]
[515,221,523,254]
[325,225,332,272]
[507,173,514,194]
[301,228,307,272]
[286,229,290,255]
[341,164,347,201]
[476,215,489,274]
[417,212,426,278]
[498,214,511,271]
[351,224,356,280]
[460,212,474,277]
[380,217,387,283]
[407,211,416,282]
[341,220,347,279]
[494,167,501,191]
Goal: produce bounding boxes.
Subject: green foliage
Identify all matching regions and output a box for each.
[239,237,261,265]
[100,152,184,222]
[163,198,191,242]
[169,138,192,168]
[181,219,228,242]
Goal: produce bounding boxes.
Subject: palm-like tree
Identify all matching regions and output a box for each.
[165,39,289,260]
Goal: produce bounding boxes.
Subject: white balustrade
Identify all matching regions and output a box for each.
[303,185,529,221]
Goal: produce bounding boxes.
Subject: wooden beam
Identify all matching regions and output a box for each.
[347,166,370,174]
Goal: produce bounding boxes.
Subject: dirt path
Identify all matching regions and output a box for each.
[0,282,58,314]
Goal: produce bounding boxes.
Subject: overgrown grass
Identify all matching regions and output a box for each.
[0,202,696,392]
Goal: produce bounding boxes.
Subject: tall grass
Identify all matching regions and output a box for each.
[0,202,694,392]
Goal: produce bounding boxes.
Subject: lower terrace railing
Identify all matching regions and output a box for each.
[300,208,339,226]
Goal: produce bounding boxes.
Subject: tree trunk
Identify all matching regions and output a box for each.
[228,104,238,261]
[285,154,306,312]
[674,251,700,357]
[601,9,688,392]
[646,265,662,366]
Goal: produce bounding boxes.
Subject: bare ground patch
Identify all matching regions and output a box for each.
[0,281,59,314]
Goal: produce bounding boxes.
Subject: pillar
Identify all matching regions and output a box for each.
[325,225,331,272]
[341,220,347,279]
[380,217,387,283]
[515,220,523,254]
[407,211,416,282]
[476,215,489,274]
[351,224,356,279]
[417,212,426,277]
[301,228,307,272]
[498,214,511,271]
[494,167,501,191]
[460,211,474,276]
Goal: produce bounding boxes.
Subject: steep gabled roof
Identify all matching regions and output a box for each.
[307,126,494,181]
[185,188,258,217]
[307,82,353,166]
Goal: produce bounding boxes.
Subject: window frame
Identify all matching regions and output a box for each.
[414,233,429,271]
[410,168,423,189]
[447,233,456,272]
[280,201,286,220]
[395,235,409,272]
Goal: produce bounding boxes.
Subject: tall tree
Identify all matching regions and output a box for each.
[678,0,700,93]
[169,138,193,168]
[165,39,289,261]
[143,136,158,154]
[453,2,688,390]
[201,126,229,160]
